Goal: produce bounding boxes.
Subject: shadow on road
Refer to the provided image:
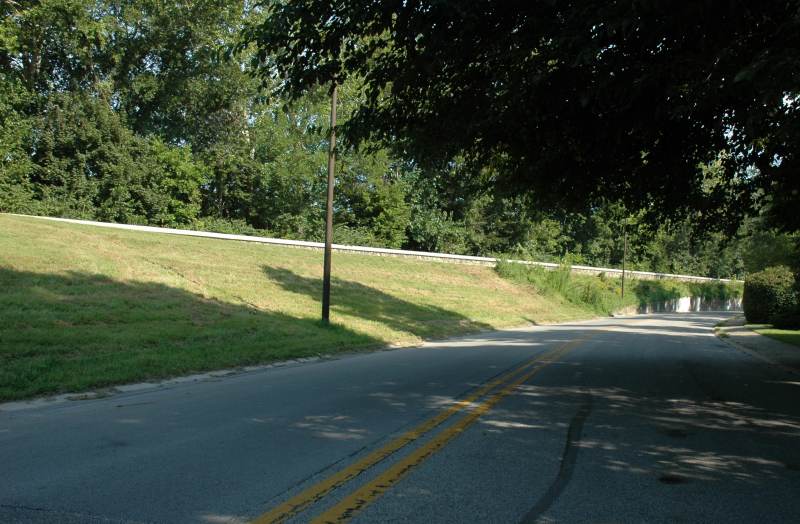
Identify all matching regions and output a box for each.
[352,314,800,491]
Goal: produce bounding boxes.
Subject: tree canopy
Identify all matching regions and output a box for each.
[1,0,796,279]
[242,1,800,231]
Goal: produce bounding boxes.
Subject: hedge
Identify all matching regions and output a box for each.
[743,266,797,324]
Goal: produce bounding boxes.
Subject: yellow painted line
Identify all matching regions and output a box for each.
[251,344,568,524]
[311,337,587,524]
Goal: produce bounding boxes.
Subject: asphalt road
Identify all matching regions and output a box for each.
[2,313,799,523]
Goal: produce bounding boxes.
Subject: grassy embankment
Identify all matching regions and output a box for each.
[0,215,743,401]
[1,215,596,401]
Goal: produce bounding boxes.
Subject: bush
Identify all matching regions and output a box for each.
[687,281,742,301]
[743,266,797,324]
[634,280,684,305]
[189,217,268,237]
[772,272,800,328]
[496,258,745,317]
[772,310,800,328]
[496,259,633,315]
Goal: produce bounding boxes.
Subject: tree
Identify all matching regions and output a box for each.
[27,90,206,225]
[0,0,108,94]
[242,1,800,232]
[740,218,799,274]
[0,74,35,213]
[108,0,257,150]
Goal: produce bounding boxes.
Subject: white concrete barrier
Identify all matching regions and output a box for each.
[6,213,741,284]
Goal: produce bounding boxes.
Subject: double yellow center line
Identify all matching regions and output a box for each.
[253,335,589,524]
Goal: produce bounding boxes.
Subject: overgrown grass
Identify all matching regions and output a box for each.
[0,214,593,401]
[753,328,800,348]
[495,261,635,314]
[495,260,742,316]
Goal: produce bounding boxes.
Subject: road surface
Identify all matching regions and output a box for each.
[2,313,799,523]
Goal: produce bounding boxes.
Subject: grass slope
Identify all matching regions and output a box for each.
[753,328,800,348]
[0,215,592,401]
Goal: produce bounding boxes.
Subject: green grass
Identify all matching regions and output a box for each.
[753,328,800,348]
[0,214,596,401]
[496,261,638,314]
[495,260,742,316]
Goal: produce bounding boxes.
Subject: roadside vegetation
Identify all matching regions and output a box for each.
[742,265,800,343]
[0,215,599,402]
[4,1,798,283]
[495,260,742,316]
[743,266,800,326]
[2,2,797,401]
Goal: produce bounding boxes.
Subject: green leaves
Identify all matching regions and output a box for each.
[0,0,782,280]
[243,1,800,233]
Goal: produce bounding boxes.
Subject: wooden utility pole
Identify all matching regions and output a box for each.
[321,82,337,323]
[621,222,628,299]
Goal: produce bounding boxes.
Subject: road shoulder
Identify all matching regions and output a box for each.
[715,315,800,374]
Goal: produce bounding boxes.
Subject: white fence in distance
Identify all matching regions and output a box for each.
[8,214,740,284]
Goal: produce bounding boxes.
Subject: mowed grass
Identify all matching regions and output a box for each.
[0,214,592,401]
[754,328,800,349]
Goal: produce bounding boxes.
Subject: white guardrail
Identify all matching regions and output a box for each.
[8,214,739,283]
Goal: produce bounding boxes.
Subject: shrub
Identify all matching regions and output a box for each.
[496,260,743,317]
[577,278,618,312]
[772,310,800,328]
[189,217,268,237]
[772,271,800,328]
[549,260,572,294]
[331,225,380,247]
[743,266,797,324]
[495,260,532,283]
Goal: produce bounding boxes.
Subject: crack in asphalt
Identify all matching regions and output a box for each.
[520,392,593,523]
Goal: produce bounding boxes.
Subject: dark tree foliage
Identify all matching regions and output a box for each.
[242,1,800,231]
[0,0,792,279]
